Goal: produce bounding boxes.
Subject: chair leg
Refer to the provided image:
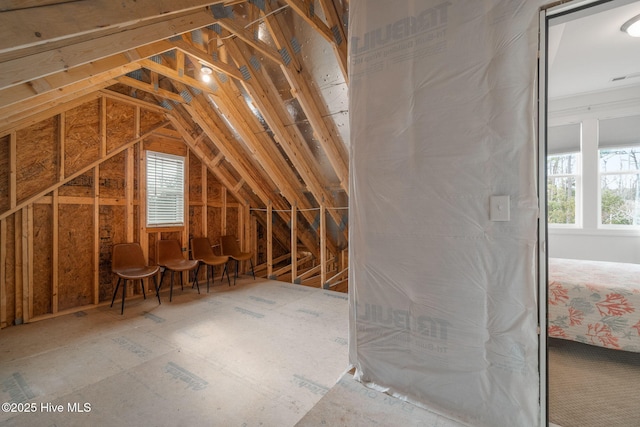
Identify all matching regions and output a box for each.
[223,263,231,286]
[153,275,161,305]
[121,279,127,315]
[194,263,202,290]
[111,277,122,308]
[193,270,200,294]
[158,269,166,293]
[234,259,239,285]
[140,279,147,300]
[170,271,174,302]
[208,265,212,293]
[250,259,255,280]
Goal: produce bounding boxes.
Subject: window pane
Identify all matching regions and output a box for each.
[599,148,640,173]
[547,153,577,175]
[547,176,576,224]
[600,173,640,226]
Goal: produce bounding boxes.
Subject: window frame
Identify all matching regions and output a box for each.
[597,145,640,229]
[547,151,582,228]
[146,150,186,228]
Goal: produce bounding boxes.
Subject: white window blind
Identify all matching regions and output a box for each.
[146,151,184,227]
[548,123,581,155]
[598,115,640,149]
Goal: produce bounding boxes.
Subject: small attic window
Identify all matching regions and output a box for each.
[146,151,185,227]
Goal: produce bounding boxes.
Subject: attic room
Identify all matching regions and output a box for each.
[1,1,639,427]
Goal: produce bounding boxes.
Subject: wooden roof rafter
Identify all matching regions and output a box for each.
[280,0,347,82]
[206,69,342,253]
[223,36,348,241]
[167,85,324,257]
[261,2,349,193]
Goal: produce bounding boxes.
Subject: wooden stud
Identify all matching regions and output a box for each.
[201,160,207,236]
[267,200,273,278]
[58,112,65,181]
[14,210,22,323]
[0,218,7,328]
[221,187,227,235]
[9,131,16,209]
[93,166,100,304]
[52,189,59,313]
[100,96,107,158]
[17,208,28,323]
[125,147,135,242]
[320,200,326,288]
[25,206,33,321]
[291,202,297,282]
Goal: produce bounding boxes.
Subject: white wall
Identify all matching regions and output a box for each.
[548,86,640,263]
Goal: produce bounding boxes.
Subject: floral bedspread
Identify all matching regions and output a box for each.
[548,258,640,353]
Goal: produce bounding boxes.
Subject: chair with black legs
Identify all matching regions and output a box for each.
[111,243,161,315]
[191,237,231,291]
[220,235,255,285]
[157,239,199,302]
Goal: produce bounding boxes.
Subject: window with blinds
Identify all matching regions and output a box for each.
[146,151,185,227]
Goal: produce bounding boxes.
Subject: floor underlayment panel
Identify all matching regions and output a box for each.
[296,373,467,427]
[0,278,350,426]
[1,277,471,426]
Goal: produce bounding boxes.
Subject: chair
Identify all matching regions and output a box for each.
[110,243,161,315]
[220,235,255,285]
[191,237,231,291]
[157,239,199,302]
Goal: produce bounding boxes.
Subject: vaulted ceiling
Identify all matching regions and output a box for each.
[0,0,350,255]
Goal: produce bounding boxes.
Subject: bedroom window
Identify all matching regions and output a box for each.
[547,123,581,226]
[598,116,640,227]
[146,151,185,227]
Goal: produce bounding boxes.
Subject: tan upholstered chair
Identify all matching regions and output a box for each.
[111,243,160,314]
[191,237,230,291]
[157,239,199,301]
[220,235,255,285]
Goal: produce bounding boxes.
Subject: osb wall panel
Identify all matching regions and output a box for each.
[189,206,203,240]
[58,171,93,197]
[16,116,59,204]
[160,231,182,244]
[33,203,53,316]
[106,99,136,154]
[207,206,222,248]
[99,205,126,302]
[189,152,202,201]
[0,135,9,212]
[99,152,125,199]
[148,233,157,266]
[207,170,222,205]
[3,215,16,327]
[140,109,165,134]
[64,100,100,178]
[58,204,93,311]
[227,207,239,238]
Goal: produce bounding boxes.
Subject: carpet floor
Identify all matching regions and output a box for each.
[549,337,640,427]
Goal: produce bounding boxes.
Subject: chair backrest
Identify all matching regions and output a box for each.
[157,239,185,264]
[112,243,146,272]
[191,237,214,260]
[220,235,242,257]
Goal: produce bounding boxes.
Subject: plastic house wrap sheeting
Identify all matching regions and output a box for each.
[348,1,544,426]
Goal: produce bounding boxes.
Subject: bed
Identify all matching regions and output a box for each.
[548,257,640,353]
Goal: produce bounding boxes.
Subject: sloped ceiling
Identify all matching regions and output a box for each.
[0,0,350,254]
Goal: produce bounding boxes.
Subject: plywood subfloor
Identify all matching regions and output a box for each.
[0,278,349,426]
